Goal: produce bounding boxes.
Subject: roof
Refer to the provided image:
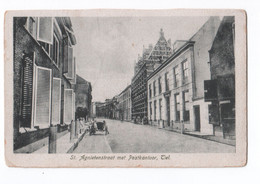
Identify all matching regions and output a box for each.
[56,17,77,45]
[147,41,195,81]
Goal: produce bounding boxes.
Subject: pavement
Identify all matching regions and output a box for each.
[73,119,235,153]
[33,127,88,154]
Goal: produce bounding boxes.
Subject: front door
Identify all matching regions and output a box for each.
[166,97,171,126]
[194,106,201,131]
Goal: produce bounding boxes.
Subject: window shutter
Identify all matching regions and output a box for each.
[37,17,53,44]
[52,78,61,125]
[67,47,73,79]
[64,89,73,123]
[70,57,77,84]
[20,53,34,128]
[34,66,51,127]
[63,37,69,73]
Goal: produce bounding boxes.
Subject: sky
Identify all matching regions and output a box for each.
[71,16,210,102]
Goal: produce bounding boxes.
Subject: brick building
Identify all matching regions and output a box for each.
[147,17,221,134]
[205,16,235,139]
[13,17,77,153]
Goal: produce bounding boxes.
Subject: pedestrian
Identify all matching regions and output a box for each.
[103,120,109,135]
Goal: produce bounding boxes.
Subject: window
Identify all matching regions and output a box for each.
[63,38,73,76]
[165,72,169,91]
[33,66,52,128]
[183,91,190,122]
[158,77,162,94]
[52,78,61,125]
[154,100,157,120]
[37,17,53,44]
[159,99,162,120]
[149,101,152,119]
[182,60,189,84]
[64,43,74,79]
[50,33,59,66]
[26,17,37,38]
[153,81,156,96]
[175,93,180,122]
[173,66,179,87]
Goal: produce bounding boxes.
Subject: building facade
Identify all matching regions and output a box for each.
[13,17,77,152]
[131,29,172,123]
[131,63,154,122]
[118,85,131,121]
[205,16,235,139]
[96,97,118,119]
[91,101,103,118]
[74,75,92,120]
[147,17,221,134]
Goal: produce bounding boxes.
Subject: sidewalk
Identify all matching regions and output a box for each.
[148,124,236,146]
[33,128,88,154]
[184,131,236,146]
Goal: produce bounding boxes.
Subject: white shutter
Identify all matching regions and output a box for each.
[37,17,53,44]
[66,47,73,79]
[70,57,77,84]
[64,89,73,123]
[52,78,61,125]
[34,66,52,127]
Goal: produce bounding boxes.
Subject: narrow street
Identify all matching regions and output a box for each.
[73,119,235,153]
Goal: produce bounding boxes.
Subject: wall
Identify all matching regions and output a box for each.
[210,16,235,79]
[13,18,72,152]
[148,46,194,130]
[190,17,221,99]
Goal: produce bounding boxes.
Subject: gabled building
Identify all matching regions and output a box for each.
[131,29,172,123]
[147,28,172,63]
[13,17,77,153]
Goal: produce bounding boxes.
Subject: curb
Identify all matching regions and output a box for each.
[67,128,88,153]
[183,132,236,147]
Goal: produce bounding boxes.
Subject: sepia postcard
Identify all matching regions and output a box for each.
[4,9,247,168]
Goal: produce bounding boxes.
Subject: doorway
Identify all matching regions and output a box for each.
[166,97,171,126]
[194,106,201,131]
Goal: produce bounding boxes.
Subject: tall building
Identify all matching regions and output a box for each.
[205,16,235,139]
[147,17,221,134]
[13,17,77,153]
[131,29,172,122]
